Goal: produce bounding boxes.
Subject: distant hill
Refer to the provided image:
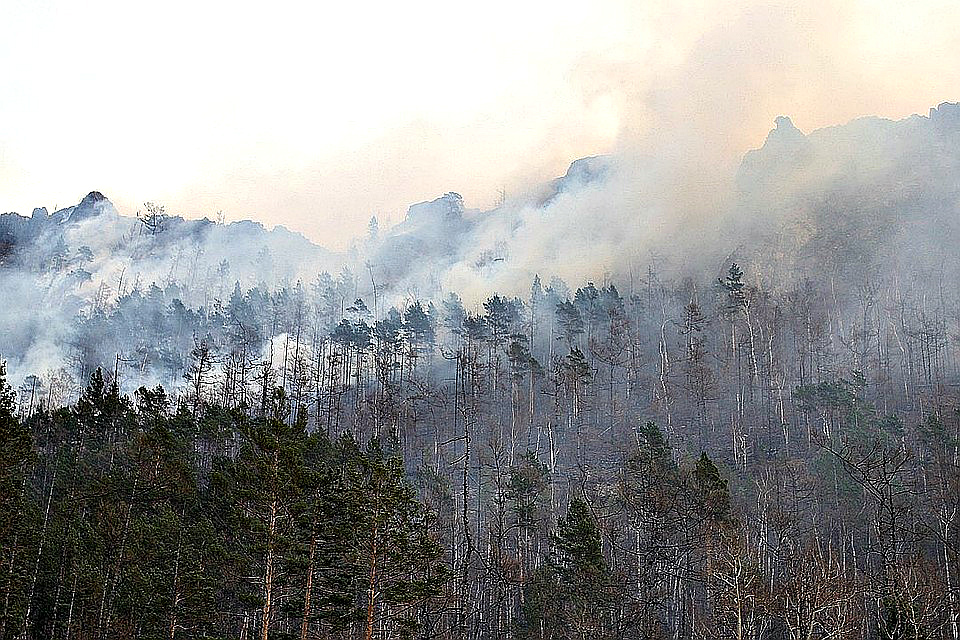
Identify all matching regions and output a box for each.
[734,102,960,284]
[0,192,340,291]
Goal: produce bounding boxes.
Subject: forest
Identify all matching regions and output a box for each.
[3,104,960,639]
[2,254,960,639]
[5,0,960,627]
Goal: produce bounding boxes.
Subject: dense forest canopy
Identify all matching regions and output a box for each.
[2,105,960,639]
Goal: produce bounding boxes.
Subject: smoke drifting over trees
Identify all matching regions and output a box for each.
[2,103,960,638]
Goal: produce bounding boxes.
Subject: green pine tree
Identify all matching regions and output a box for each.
[518,497,622,640]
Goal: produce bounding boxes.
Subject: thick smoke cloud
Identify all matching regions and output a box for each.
[0,199,339,386]
[3,0,960,395]
[346,0,960,304]
[4,96,960,390]
[4,95,960,398]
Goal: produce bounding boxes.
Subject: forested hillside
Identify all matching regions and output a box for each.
[2,105,960,639]
[4,259,960,638]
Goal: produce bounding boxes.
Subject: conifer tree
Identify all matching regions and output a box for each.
[518,497,622,640]
[0,362,34,638]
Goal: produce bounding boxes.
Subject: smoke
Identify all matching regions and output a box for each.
[0,203,341,387]
[3,0,960,393]
[3,93,960,394]
[327,0,959,305]
[5,0,959,249]
[453,0,960,296]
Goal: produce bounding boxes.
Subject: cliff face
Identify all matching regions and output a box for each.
[51,191,118,224]
[727,104,960,283]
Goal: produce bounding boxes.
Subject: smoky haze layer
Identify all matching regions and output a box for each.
[4,0,960,246]
[0,197,340,385]
[1,102,960,391]
[365,102,960,304]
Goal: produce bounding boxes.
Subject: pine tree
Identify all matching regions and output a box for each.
[211,388,309,640]
[348,439,447,640]
[0,362,34,637]
[507,453,549,582]
[693,452,731,530]
[518,497,622,639]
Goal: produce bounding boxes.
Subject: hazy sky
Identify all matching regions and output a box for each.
[2,0,959,248]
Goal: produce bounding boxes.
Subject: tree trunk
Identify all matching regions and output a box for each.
[364,516,380,640]
[21,467,57,639]
[300,504,319,640]
[260,481,279,640]
[168,523,184,640]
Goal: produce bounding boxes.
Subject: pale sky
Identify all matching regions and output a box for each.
[2,0,959,248]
